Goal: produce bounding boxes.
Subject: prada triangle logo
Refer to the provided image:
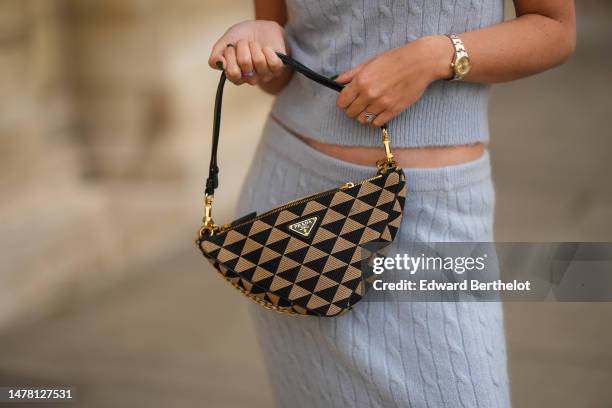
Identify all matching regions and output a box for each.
[287,216,318,238]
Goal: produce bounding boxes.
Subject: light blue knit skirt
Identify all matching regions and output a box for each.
[237,117,511,408]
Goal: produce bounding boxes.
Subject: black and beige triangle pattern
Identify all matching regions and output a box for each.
[198,168,406,317]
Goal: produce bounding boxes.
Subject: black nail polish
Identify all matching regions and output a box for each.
[329,74,339,81]
[216,61,224,70]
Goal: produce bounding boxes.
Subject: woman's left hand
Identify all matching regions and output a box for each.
[336,35,454,128]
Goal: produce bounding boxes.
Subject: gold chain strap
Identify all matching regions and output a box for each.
[221,272,358,316]
[223,275,302,316]
[222,274,351,317]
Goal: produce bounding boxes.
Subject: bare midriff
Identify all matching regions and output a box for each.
[270,114,484,168]
[301,137,484,168]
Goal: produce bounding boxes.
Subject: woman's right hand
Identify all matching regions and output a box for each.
[208,20,288,86]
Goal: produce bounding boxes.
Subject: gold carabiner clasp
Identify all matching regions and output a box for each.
[377,126,396,173]
[198,194,219,238]
[382,127,394,164]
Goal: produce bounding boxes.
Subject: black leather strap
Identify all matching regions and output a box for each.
[276,53,345,92]
[205,53,382,196]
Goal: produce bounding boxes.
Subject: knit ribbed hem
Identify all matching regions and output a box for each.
[262,116,491,193]
[271,76,491,148]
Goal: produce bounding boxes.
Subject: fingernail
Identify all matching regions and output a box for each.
[216,61,224,70]
[329,74,339,81]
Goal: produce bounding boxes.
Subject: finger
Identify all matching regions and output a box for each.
[371,110,396,128]
[250,41,272,82]
[345,94,370,118]
[235,40,257,85]
[336,64,363,84]
[336,83,359,110]
[356,104,385,125]
[223,45,243,84]
[262,46,285,76]
[208,40,227,70]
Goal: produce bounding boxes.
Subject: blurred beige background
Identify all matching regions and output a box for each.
[0,0,611,407]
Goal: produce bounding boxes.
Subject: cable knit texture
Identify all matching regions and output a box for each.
[237,118,511,407]
[272,0,504,147]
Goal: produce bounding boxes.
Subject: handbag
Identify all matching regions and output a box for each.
[196,53,407,317]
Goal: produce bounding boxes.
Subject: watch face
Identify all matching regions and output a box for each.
[456,57,471,76]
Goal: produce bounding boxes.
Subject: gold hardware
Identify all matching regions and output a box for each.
[382,127,393,162]
[199,194,219,237]
[340,182,355,189]
[224,275,302,315]
[377,127,396,173]
[287,216,318,237]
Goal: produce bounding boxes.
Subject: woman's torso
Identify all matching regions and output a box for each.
[273,0,504,167]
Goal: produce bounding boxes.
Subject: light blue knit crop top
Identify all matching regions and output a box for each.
[271,0,504,147]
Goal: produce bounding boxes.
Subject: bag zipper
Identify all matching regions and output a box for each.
[217,174,383,234]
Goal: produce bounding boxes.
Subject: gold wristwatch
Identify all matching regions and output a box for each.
[446,34,471,81]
